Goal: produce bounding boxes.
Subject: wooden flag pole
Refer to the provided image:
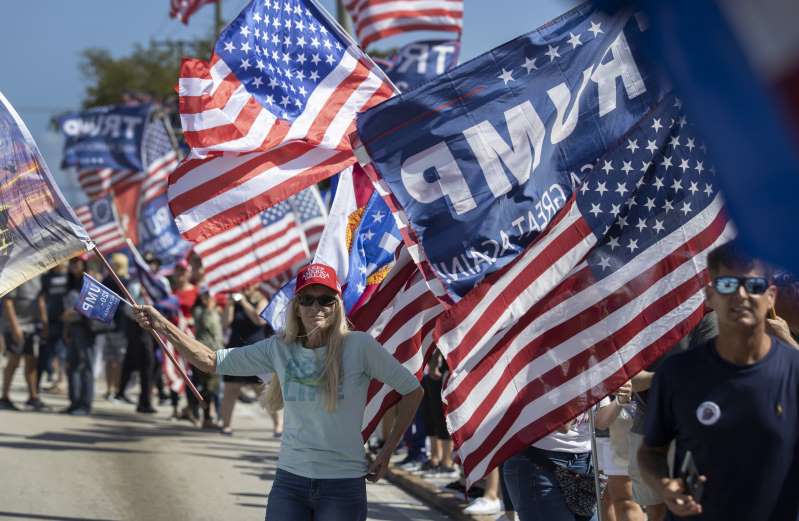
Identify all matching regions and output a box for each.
[93,247,204,403]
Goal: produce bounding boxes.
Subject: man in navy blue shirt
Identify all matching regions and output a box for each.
[638,241,799,520]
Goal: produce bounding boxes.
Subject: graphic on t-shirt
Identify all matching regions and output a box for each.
[283,352,344,402]
[696,401,721,426]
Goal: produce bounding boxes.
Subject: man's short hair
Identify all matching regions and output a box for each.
[707,240,771,278]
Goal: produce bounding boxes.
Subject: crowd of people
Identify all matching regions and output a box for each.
[0,251,276,435]
[3,241,799,521]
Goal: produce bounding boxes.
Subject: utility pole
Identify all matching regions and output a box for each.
[214,0,224,38]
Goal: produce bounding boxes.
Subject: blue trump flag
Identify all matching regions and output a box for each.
[381,40,461,92]
[75,273,125,323]
[356,4,669,302]
[59,104,150,171]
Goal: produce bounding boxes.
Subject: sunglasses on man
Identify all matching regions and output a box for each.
[298,294,338,307]
[712,276,770,295]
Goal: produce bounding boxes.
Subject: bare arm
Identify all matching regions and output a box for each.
[4,299,21,346]
[240,297,267,326]
[37,294,48,338]
[368,386,424,482]
[638,443,703,517]
[134,305,217,373]
[631,370,655,392]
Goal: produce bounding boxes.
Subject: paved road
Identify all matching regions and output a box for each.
[0,371,452,521]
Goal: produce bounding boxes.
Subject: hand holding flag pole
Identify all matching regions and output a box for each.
[91,246,204,403]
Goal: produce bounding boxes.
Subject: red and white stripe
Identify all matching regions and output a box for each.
[77,168,142,201]
[435,194,733,486]
[344,0,464,48]
[170,50,394,243]
[75,204,127,254]
[194,209,310,295]
[169,0,216,24]
[141,150,179,205]
[351,251,443,439]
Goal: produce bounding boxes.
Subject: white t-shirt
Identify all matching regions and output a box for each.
[533,397,611,453]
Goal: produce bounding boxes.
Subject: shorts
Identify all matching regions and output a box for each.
[421,375,449,439]
[101,332,127,363]
[598,405,634,477]
[596,437,627,476]
[628,431,663,506]
[5,332,39,357]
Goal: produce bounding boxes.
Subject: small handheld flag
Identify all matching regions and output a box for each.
[74,273,128,323]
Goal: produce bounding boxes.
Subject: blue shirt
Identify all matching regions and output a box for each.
[216,331,419,478]
[645,337,799,521]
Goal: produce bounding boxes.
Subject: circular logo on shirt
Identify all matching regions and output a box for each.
[696,401,721,426]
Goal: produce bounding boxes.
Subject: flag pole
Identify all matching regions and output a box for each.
[589,407,605,521]
[92,246,204,403]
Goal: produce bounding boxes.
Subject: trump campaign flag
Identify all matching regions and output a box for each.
[629,0,799,277]
[434,92,734,486]
[0,91,92,295]
[59,104,150,172]
[380,40,460,92]
[169,0,395,243]
[355,4,669,304]
[75,273,126,323]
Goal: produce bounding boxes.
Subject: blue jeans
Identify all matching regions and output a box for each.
[403,409,427,460]
[265,468,367,521]
[503,448,599,521]
[66,334,94,411]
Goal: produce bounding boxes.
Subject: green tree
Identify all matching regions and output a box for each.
[78,38,214,108]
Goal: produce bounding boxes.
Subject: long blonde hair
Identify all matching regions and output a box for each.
[263,292,349,412]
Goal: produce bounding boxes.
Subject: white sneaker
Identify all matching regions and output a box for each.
[463,496,502,515]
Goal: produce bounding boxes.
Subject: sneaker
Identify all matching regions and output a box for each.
[26,398,47,411]
[115,394,135,405]
[415,460,438,475]
[0,397,19,411]
[436,465,460,480]
[68,408,91,417]
[397,458,425,472]
[464,497,502,516]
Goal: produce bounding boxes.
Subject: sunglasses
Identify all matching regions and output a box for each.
[712,276,770,295]
[298,294,338,308]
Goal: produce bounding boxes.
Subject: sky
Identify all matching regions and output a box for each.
[0,0,582,206]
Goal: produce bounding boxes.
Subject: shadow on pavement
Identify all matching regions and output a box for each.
[0,512,120,521]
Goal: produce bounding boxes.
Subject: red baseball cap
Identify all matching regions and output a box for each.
[295,263,341,295]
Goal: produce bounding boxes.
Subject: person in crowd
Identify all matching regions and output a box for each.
[108,253,156,414]
[595,381,644,521]
[0,276,47,411]
[502,387,622,521]
[639,241,799,520]
[219,283,270,435]
[626,312,718,521]
[172,259,198,331]
[419,350,459,480]
[38,262,69,394]
[60,256,96,415]
[395,409,428,471]
[191,287,224,428]
[133,263,424,520]
[100,254,128,401]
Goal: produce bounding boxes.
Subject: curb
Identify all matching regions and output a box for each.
[383,465,498,521]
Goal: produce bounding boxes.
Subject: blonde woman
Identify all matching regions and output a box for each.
[133,263,424,520]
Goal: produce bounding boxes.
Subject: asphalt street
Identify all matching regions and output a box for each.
[0,370,452,521]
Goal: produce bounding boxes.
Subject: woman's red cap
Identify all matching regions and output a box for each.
[295,263,341,295]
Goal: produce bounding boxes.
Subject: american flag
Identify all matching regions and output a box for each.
[343,0,464,48]
[288,185,327,255]
[128,240,172,303]
[351,250,443,439]
[140,118,180,206]
[77,167,140,201]
[75,196,127,254]
[170,0,395,243]
[434,95,735,486]
[170,0,217,24]
[194,201,310,294]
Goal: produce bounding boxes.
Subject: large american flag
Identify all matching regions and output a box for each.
[343,0,464,48]
[288,185,328,255]
[170,0,217,24]
[194,201,310,294]
[170,0,395,243]
[75,196,127,254]
[140,118,180,206]
[434,95,735,486]
[351,250,443,439]
[77,167,140,201]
